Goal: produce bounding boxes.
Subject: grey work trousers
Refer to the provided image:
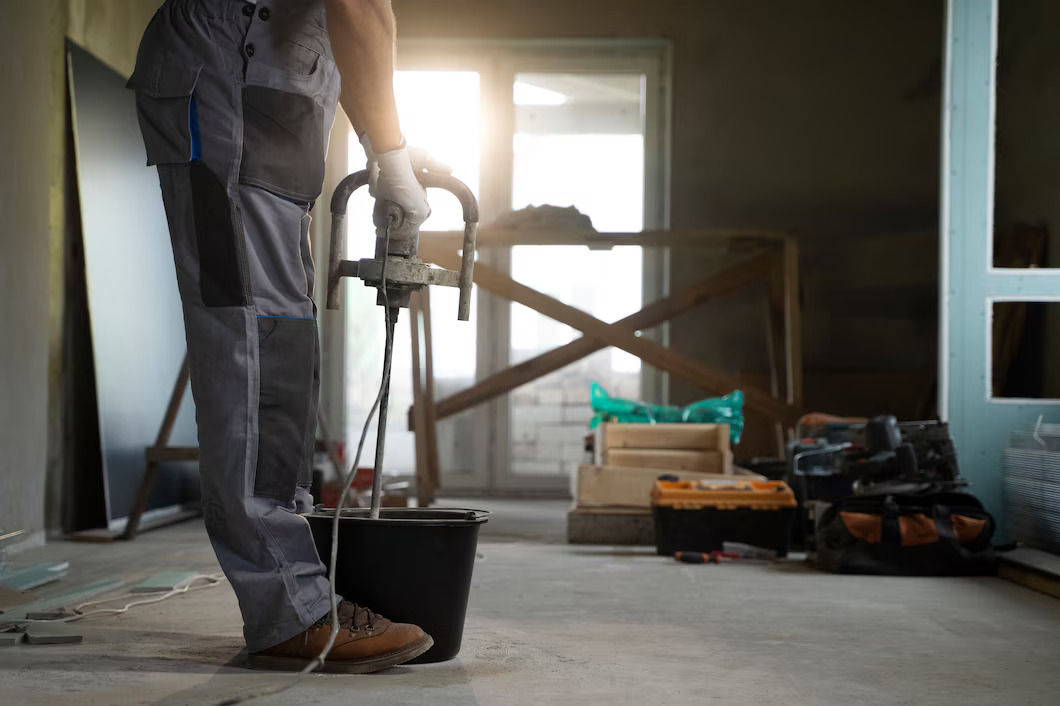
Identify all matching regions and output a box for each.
[128,0,341,652]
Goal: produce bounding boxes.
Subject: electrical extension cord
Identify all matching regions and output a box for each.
[9,573,227,626]
[316,216,396,671]
[215,219,397,706]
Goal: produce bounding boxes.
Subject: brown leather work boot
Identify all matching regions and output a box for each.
[248,600,433,673]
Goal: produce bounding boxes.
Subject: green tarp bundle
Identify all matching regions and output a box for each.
[588,383,745,444]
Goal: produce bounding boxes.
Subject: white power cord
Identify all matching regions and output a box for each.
[215,219,397,705]
[315,215,395,673]
[69,574,228,620]
[5,573,227,627]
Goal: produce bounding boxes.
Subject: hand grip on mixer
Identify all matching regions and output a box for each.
[418,172,479,321]
[326,169,478,321]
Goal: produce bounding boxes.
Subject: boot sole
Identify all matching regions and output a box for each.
[247,635,434,674]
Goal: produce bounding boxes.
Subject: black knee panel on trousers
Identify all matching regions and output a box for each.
[255,316,315,500]
[190,163,252,307]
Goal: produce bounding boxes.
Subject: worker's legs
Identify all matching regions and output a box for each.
[156,168,330,652]
[129,0,340,652]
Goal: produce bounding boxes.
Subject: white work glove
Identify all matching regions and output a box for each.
[359,133,452,188]
[359,133,450,228]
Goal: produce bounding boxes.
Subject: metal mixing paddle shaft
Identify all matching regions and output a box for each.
[327,168,479,517]
[370,306,400,519]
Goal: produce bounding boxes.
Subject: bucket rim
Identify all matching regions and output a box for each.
[307,507,491,525]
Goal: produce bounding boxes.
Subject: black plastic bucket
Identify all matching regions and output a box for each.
[306,507,489,663]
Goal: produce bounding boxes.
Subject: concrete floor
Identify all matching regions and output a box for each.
[2,498,1060,705]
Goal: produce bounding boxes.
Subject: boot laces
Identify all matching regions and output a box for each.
[317,600,378,636]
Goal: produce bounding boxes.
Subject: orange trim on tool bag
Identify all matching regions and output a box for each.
[951,514,987,544]
[898,513,939,547]
[840,511,882,543]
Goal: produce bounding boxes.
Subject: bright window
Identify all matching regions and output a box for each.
[344,71,481,474]
[509,73,647,476]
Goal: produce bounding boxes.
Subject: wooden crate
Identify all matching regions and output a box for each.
[567,506,655,545]
[576,464,764,509]
[603,448,732,474]
[596,423,734,474]
[599,422,730,452]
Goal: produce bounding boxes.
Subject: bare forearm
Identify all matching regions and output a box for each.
[326,0,403,152]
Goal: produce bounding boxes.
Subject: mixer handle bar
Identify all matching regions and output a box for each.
[326,170,479,321]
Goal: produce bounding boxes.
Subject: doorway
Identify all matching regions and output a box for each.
[343,42,670,494]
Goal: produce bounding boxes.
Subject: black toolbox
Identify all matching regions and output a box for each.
[651,480,797,557]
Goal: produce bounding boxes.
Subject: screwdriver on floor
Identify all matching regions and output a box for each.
[674,550,741,564]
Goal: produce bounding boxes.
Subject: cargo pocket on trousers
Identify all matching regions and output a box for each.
[255,317,316,501]
[127,63,203,165]
[239,85,325,203]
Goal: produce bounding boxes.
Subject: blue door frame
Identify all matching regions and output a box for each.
[941,0,1060,529]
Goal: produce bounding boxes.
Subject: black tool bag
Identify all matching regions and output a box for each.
[815,492,996,575]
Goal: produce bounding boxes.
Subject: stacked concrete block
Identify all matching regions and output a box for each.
[507,345,641,476]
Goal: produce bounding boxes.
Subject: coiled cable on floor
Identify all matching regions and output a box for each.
[5,573,227,627]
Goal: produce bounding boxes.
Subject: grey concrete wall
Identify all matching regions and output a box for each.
[0,0,157,541]
[0,1,67,546]
[67,0,157,77]
[394,0,941,229]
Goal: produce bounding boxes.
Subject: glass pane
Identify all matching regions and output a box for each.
[509,72,646,477]
[992,301,1060,399]
[345,72,481,476]
[994,3,1058,269]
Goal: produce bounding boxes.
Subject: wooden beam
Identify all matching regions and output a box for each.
[409,291,433,506]
[421,243,797,422]
[421,287,441,497]
[782,235,803,408]
[420,252,774,423]
[123,357,191,540]
[765,251,787,455]
[315,407,346,484]
[145,446,199,463]
[419,227,789,251]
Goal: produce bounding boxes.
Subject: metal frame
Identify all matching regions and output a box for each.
[939,0,1060,520]
[496,48,670,494]
[396,39,672,494]
[67,357,199,542]
[410,228,803,504]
